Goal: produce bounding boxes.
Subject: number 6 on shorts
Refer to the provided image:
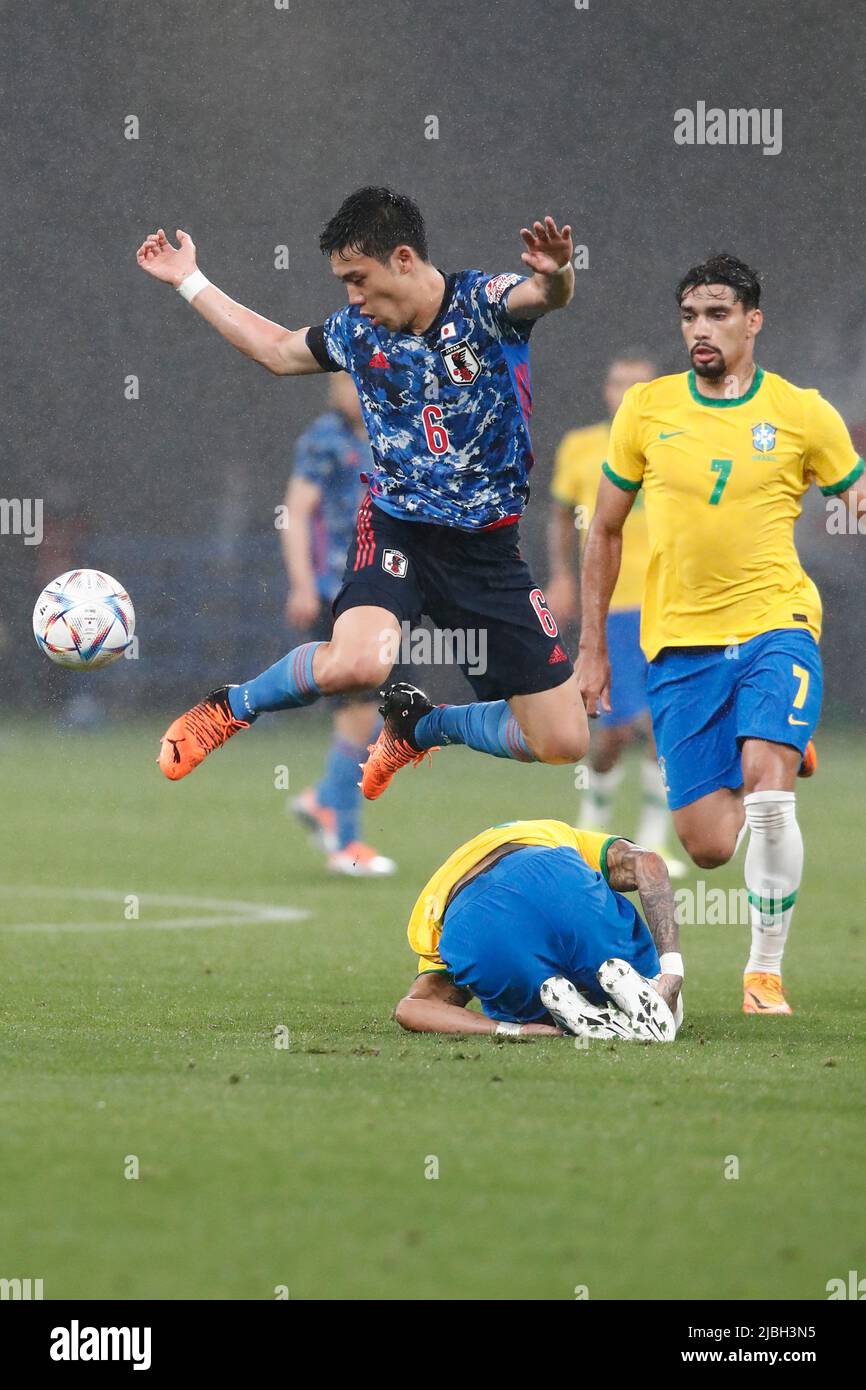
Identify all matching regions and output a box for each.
[529,588,559,638]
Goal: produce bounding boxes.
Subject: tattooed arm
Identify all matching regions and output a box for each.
[604,839,682,1009]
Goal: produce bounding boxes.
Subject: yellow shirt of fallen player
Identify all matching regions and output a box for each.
[408,819,614,976]
[551,420,650,611]
[603,368,864,660]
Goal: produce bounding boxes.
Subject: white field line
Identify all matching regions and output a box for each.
[0,885,311,932]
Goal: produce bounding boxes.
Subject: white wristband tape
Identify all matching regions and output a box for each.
[177,270,210,303]
[494,1021,521,1036]
[659,952,684,978]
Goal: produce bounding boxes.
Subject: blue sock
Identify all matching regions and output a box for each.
[414,701,535,762]
[316,736,367,850]
[228,641,323,721]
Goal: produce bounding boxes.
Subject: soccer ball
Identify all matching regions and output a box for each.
[32,569,135,669]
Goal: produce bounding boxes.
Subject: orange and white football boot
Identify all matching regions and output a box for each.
[743,971,793,1015]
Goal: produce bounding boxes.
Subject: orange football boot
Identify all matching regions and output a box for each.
[159,685,250,780]
[359,729,435,801]
[743,971,792,1015]
[797,739,817,778]
[359,681,438,801]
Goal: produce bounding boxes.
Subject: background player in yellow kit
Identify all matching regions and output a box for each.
[546,353,685,875]
[577,254,866,1015]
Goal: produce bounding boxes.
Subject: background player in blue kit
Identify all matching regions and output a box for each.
[136,187,590,788]
[283,374,396,877]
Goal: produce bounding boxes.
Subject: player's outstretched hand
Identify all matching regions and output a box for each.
[136,228,198,287]
[520,1022,563,1036]
[575,646,612,718]
[519,216,573,274]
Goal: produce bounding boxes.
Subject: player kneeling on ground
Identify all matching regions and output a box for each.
[394,821,684,1041]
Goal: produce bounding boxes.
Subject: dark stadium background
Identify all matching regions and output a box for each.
[4,0,864,718]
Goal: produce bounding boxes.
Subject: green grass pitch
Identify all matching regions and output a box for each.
[1,715,864,1300]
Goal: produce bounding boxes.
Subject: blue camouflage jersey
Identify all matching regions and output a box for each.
[308,269,536,529]
[292,410,370,600]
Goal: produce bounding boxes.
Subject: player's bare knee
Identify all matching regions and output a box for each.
[351,655,391,691]
[531,728,589,764]
[319,646,390,694]
[687,840,735,870]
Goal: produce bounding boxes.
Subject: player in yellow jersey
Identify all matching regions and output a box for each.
[394,819,683,1039]
[576,254,866,1015]
[547,353,685,875]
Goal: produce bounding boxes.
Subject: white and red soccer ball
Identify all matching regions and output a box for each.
[32,569,135,669]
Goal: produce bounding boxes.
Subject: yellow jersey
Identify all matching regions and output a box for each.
[551,420,650,611]
[604,368,864,661]
[407,820,616,976]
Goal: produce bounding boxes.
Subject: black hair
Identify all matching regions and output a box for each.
[676,253,762,311]
[319,186,429,263]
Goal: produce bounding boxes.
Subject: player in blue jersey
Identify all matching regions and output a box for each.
[136,187,589,788]
[284,374,396,876]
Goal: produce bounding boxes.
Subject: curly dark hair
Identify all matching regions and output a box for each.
[676,253,761,311]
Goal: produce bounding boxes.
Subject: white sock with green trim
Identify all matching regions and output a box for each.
[743,790,803,976]
[580,763,625,831]
[636,756,672,849]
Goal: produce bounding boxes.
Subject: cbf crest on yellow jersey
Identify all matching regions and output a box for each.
[551,420,650,611]
[603,369,864,660]
[407,820,615,976]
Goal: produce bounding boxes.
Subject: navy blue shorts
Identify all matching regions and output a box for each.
[332,497,574,702]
